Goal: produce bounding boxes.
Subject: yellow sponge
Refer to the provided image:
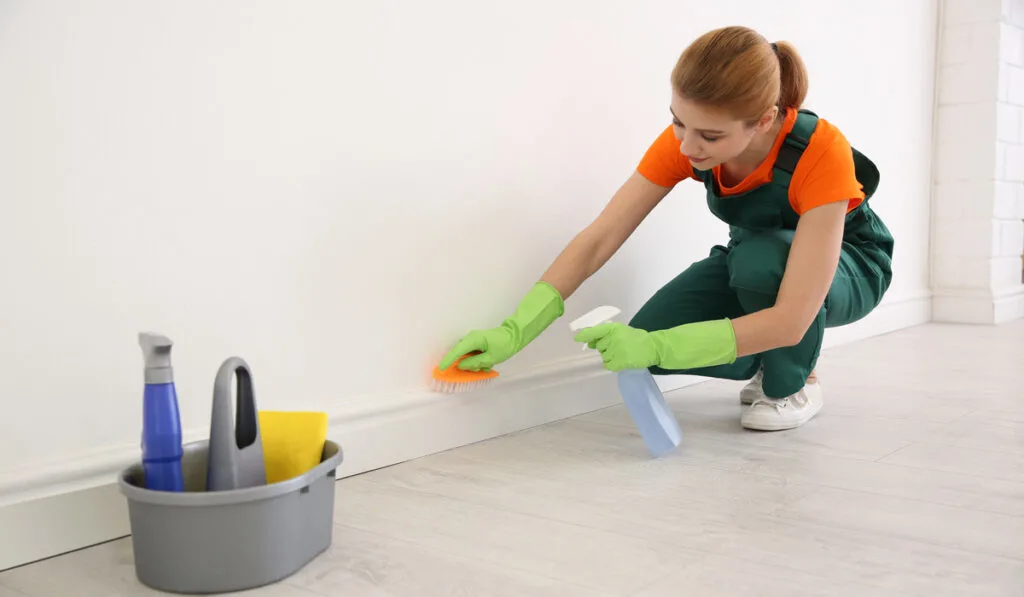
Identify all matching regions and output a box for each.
[258,411,328,484]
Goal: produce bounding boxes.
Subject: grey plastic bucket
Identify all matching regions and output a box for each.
[118,438,344,594]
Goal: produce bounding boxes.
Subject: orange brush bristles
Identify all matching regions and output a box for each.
[431,352,499,393]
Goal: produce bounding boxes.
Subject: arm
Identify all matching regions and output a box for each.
[541,170,672,299]
[731,199,848,355]
[575,199,850,372]
[440,170,672,371]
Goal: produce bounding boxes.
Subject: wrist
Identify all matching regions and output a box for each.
[532,280,565,308]
[523,281,565,320]
[504,281,566,350]
[649,319,737,370]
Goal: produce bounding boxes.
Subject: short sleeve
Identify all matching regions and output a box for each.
[636,125,696,188]
[789,121,866,215]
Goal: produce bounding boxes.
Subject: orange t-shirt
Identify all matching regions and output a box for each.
[636,108,865,215]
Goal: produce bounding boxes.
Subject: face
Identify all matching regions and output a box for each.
[669,93,776,170]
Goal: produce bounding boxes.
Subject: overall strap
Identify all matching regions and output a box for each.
[772,109,819,189]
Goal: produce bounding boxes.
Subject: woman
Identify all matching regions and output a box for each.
[438,25,894,431]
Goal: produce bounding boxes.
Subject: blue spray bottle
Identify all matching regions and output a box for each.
[571,306,683,458]
[139,332,184,491]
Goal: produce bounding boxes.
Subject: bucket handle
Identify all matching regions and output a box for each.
[212,357,259,450]
[207,357,266,491]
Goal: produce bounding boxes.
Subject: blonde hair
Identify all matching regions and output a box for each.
[671,26,809,123]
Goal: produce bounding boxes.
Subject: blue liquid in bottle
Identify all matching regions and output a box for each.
[139,333,184,491]
[616,369,683,458]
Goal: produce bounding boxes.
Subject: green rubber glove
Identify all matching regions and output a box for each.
[573,319,737,372]
[439,281,565,372]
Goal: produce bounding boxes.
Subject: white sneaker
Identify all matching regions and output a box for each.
[740,382,823,431]
[739,368,765,405]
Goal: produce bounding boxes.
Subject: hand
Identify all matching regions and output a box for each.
[573,322,659,371]
[439,326,517,372]
[574,318,739,372]
[437,281,565,373]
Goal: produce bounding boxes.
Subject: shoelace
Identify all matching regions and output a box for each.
[750,391,807,411]
[750,397,787,411]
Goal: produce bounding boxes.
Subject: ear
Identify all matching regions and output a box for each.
[755,107,778,131]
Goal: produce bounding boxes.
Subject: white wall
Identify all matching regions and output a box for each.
[0,0,937,506]
[932,0,1024,323]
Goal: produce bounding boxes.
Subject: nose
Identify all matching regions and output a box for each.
[679,135,701,158]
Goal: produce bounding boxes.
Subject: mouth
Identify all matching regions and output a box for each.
[687,156,710,164]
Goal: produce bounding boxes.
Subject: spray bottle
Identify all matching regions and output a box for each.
[570,306,683,458]
[139,332,184,491]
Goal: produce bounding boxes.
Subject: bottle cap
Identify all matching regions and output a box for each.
[139,332,174,384]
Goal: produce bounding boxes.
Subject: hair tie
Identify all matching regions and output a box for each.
[770,42,779,54]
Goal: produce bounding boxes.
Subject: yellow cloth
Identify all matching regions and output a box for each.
[258,411,328,484]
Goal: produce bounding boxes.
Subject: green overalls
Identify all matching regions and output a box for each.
[630,109,895,398]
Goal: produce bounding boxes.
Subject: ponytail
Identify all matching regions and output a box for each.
[773,40,809,110]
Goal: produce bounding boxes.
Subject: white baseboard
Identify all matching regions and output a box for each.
[994,290,1024,323]
[0,354,621,572]
[933,286,1024,324]
[0,288,935,572]
[0,483,129,573]
[320,354,621,479]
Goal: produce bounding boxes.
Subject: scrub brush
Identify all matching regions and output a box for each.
[431,352,499,393]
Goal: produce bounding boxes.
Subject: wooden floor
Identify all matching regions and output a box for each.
[2,321,1023,596]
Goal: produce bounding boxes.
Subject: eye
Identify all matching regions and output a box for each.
[672,118,721,142]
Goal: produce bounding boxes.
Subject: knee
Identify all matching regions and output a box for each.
[727,232,792,294]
